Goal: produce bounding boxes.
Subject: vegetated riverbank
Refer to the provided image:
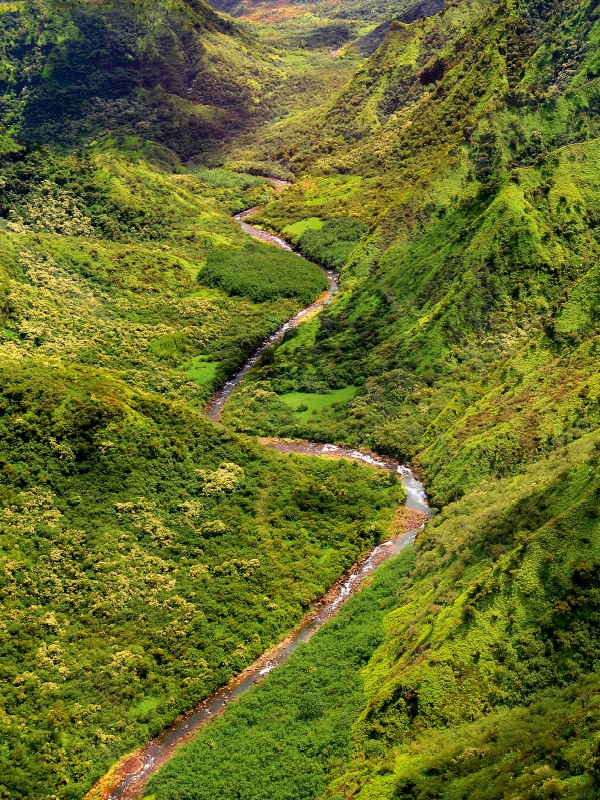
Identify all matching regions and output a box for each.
[206,269,338,422]
[88,204,429,800]
[207,201,338,422]
[89,477,428,800]
[144,546,419,800]
[0,162,395,800]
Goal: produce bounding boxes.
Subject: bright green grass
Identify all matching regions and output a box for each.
[279,318,320,354]
[282,217,324,240]
[129,696,160,717]
[279,386,358,421]
[281,53,314,68]
[184,356,219,386]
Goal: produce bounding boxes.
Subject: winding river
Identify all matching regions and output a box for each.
[96,197,429,800]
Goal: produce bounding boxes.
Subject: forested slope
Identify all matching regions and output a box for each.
[0,2,405,798]
[175,0,600,796]
[227,0,600,503]
[5,0,600,795]
[0,124,392,800]
[0,0,282,159]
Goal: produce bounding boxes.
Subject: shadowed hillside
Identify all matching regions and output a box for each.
[0,0,283,158]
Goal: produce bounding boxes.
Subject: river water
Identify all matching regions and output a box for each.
[96,205,429,800]
[206,214,337,422]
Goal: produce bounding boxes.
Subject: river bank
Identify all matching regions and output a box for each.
[87,200,429,800]
[206,242,337,422]
[88,501,426,800]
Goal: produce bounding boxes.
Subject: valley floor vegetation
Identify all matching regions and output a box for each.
[5,0,600,797]
[145,548,416,800]
[0,147,403,797]
[148,0,600,796]
[0,4,399,794]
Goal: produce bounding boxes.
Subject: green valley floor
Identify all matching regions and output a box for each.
[3,0,600,797]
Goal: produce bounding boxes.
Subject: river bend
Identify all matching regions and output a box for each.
[95,200,429,800]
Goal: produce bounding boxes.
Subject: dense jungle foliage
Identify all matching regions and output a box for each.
[148,0,600,797]
[0,0,268,158]
[0,145,399,797]
[0,2,408,797]
[0,370,401,799]
[0,0,357,161]
[225,0,600,508]
[201,240,328,303]
[5,0,600,796]
[146,547,416,800]
[160,434,600,798]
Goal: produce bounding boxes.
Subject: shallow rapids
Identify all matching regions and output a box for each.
[96,204,430,800]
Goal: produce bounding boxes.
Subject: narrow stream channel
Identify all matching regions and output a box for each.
[97,203,430,800]
[207,211,338,423]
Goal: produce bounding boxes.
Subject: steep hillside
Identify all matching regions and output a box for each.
[206,0,450,57]
[225,0,490,171]
[146,548,417,800]
[145,438,600,800]
[6,0,600,797]
[225,0,600,506]
[165,0,600,797]
[0,0,284,159]
[0,136,384,798]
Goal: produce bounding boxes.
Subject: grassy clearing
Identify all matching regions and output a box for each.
[183,357,220,386]
[279,386,359,422]
[282,216,324,240]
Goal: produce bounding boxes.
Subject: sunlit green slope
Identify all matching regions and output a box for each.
[7,0,600,795]
[0,139,375,798]
[0,2,400,798]
[168,0,600,797]
[146,439,600,800]
[225,0,600,506]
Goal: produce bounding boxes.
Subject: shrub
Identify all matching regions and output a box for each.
[200,241,327,304]
[297,217,367,269]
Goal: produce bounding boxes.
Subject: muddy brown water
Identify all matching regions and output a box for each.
[94,205,429,800]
